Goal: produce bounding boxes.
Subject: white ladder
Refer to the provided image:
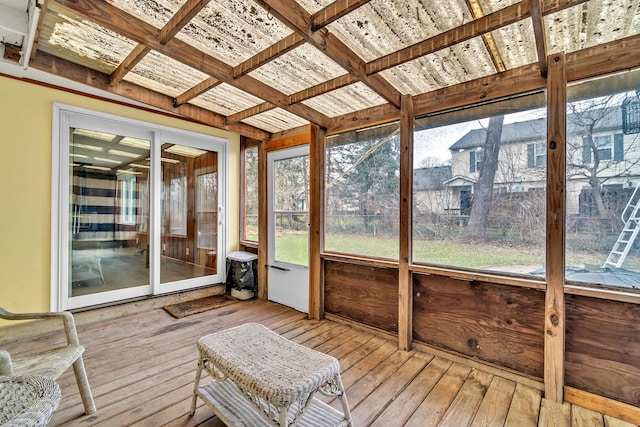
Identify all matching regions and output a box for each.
[603,186,640,268]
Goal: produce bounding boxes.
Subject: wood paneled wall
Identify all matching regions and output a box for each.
[324,260,399,332]
[565,294,640,407]
[413,273,545,378]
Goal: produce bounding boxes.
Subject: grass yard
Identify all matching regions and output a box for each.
[269,232,640,274]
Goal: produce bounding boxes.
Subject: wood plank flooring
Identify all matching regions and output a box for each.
[3,299,637,427]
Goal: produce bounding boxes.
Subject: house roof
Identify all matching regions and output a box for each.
[1,0,640,140]
[443,174,477,187]
[449,117,547,151]
[413,165,452,191]
[449,105,627,151]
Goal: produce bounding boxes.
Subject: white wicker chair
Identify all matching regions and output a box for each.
[0,375,62,426]
[0,307,96,415]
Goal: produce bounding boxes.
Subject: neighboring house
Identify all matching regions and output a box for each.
[413,166,455,216]
[415,105,640,219]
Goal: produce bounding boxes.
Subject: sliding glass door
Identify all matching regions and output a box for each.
[54,105,227,310]
[159,140,221,292]
[69,128,152,301]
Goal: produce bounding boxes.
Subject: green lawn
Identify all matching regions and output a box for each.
[266,232,638,272]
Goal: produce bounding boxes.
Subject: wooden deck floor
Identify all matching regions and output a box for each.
[4,299,637,427]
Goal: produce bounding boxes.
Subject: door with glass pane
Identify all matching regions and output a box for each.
[61,110,226,310]
[160,143,220,290]
[68,127,152,306]
[267,145,310,313]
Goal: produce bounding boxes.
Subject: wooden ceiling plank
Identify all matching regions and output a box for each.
[530,0,549,77]
[29,51,271,140]
[287,73,358,104]
[366,0,588,76]
[233,33,305,79]
[30,0,50,61]
[173,76,221,107]
[329,33,640,134]
[226,102,276,124]
[110,0,209,85]
[311,0,373,31]
[52,0,331,127]
[158,0,211,44]
[110,45,151,85]
[368,1,529,75]
[255,0,402,108]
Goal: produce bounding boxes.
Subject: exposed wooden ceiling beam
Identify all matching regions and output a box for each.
[311,0,373,31]
[226,102,276,124]
[465,0,506,73]
[158,0,211,45]
[181,36,304,107]
[255,0,402,108]
[366,0,588,76]
[530,0,549,77]
[174,76,221,107]
[30,0,50,61]
[29,51,272,140]
[52,0,331,127]
[110,45,151,85]
[329,33,640,134]
[233,33,305,78]
[110,0,210,85]
[287,73,358,105]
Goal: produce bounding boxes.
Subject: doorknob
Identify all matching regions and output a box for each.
[267,264,290,271]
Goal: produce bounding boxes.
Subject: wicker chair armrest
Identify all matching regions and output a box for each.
[0,307,80,346]
[0,350,13,375]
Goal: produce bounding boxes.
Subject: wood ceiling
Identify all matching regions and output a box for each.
[4,0,640,140]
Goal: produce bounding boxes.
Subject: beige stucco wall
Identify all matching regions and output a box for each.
[0,75,240,319]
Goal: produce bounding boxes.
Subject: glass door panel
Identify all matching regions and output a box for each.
[160,143,218,284]
[69,128,151,297]
[274,156,310,266]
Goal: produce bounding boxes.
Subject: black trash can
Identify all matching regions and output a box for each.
[225,251,258,299]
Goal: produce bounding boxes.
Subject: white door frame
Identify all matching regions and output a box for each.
[267,145,310,313]
[51,104,228,311]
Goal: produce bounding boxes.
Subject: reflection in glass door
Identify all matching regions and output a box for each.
[160,144,218,285]
[69,128,151,298]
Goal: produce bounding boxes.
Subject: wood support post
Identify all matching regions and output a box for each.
[257,141,268,301]
[544,52,566,403]
[309,124,325,320]
[398,94,414,351]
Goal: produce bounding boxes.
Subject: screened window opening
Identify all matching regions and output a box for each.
[243,146,259,242]
[565,69,640,290]
[412,98,547,276]
[325,122,400,259]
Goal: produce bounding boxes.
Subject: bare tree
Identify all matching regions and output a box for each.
[466,115,505,238]
[567,95,640,239]
[420,156,450,168]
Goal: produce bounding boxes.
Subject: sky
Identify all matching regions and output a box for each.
[413,108,547,168]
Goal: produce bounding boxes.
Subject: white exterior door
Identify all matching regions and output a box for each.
[267,145,310,313]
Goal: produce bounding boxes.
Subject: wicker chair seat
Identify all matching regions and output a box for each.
[0,375,61,427]
[0,307,96,415]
